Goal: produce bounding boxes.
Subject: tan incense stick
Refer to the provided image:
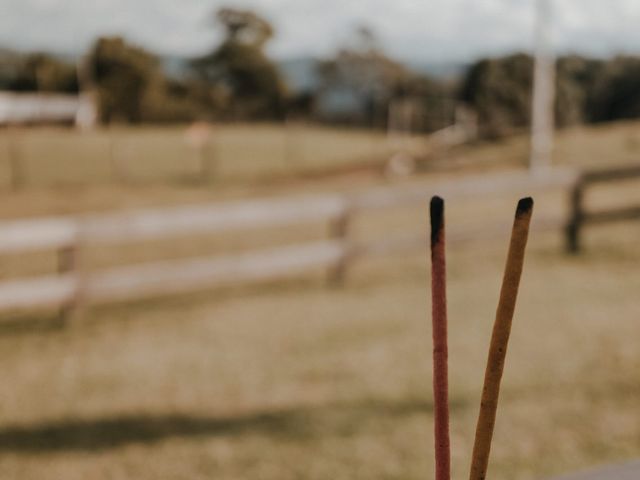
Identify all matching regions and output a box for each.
[430,196,450,480]
[469,197,534,480]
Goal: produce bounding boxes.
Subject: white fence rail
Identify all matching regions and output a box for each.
[0,92,96,127]
[0,168,578,317]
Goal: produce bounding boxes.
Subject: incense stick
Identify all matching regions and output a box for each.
[430,196,450,480]
[469,197,533,480]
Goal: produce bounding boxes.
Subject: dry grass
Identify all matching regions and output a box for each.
[0,122,639,479]
[0,123,425,189]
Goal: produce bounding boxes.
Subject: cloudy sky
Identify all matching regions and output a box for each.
[2,0,640,62]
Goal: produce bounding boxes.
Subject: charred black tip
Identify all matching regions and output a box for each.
[430,196,444,245]
[515,197,534,218]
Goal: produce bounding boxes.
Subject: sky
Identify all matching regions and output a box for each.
[2,0,640,62]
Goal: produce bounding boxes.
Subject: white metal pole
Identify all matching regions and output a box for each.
[530,0,555,173]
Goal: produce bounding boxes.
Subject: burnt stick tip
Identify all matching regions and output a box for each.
[515,197,534,218]
[430,196,445,246]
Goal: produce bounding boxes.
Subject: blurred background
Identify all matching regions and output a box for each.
[1,1,640,479]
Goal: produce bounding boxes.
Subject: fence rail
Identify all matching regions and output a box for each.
[566,164,640,253]
[0,168,579,317]
[546,459,640,480]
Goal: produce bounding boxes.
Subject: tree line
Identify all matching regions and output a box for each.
[461,53,640,138]
[0,8,453,130]
[1,7,640,137]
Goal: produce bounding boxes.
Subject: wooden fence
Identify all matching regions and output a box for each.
[547,459,640,480]
[0,168,579,317]
[566,164,640,253]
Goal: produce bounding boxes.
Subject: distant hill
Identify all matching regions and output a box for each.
[161,56,191,80]
[278,57,320,93]
[277,56,467,94]
[408,60,468,82]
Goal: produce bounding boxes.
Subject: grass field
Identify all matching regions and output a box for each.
[0,123,427,189]
[0,122,639,479]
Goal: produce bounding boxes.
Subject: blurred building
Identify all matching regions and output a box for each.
[0,91,97,128]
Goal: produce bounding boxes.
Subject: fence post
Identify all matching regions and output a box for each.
[57,244,77,323]
[57,225,86,325]
[200,140,216,184]
[7,128,25,190]
[109,130,128,185]
[566,177,584,254]
[327,207,351,285]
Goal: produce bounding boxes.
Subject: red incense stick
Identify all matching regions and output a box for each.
[430,196,450,480]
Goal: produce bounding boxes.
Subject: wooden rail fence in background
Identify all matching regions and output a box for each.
[566,164,640,253]
[547,459,640,480]
[0,167,584,318]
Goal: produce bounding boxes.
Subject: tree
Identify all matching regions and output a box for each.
[459,53,608,138]
[316,25,415,126]
[191,7,286,119]
[0,51,78,92]
[88,37,158,123]
[216,8,274,48]
[460,54,534,139]
[586,56,640,123]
